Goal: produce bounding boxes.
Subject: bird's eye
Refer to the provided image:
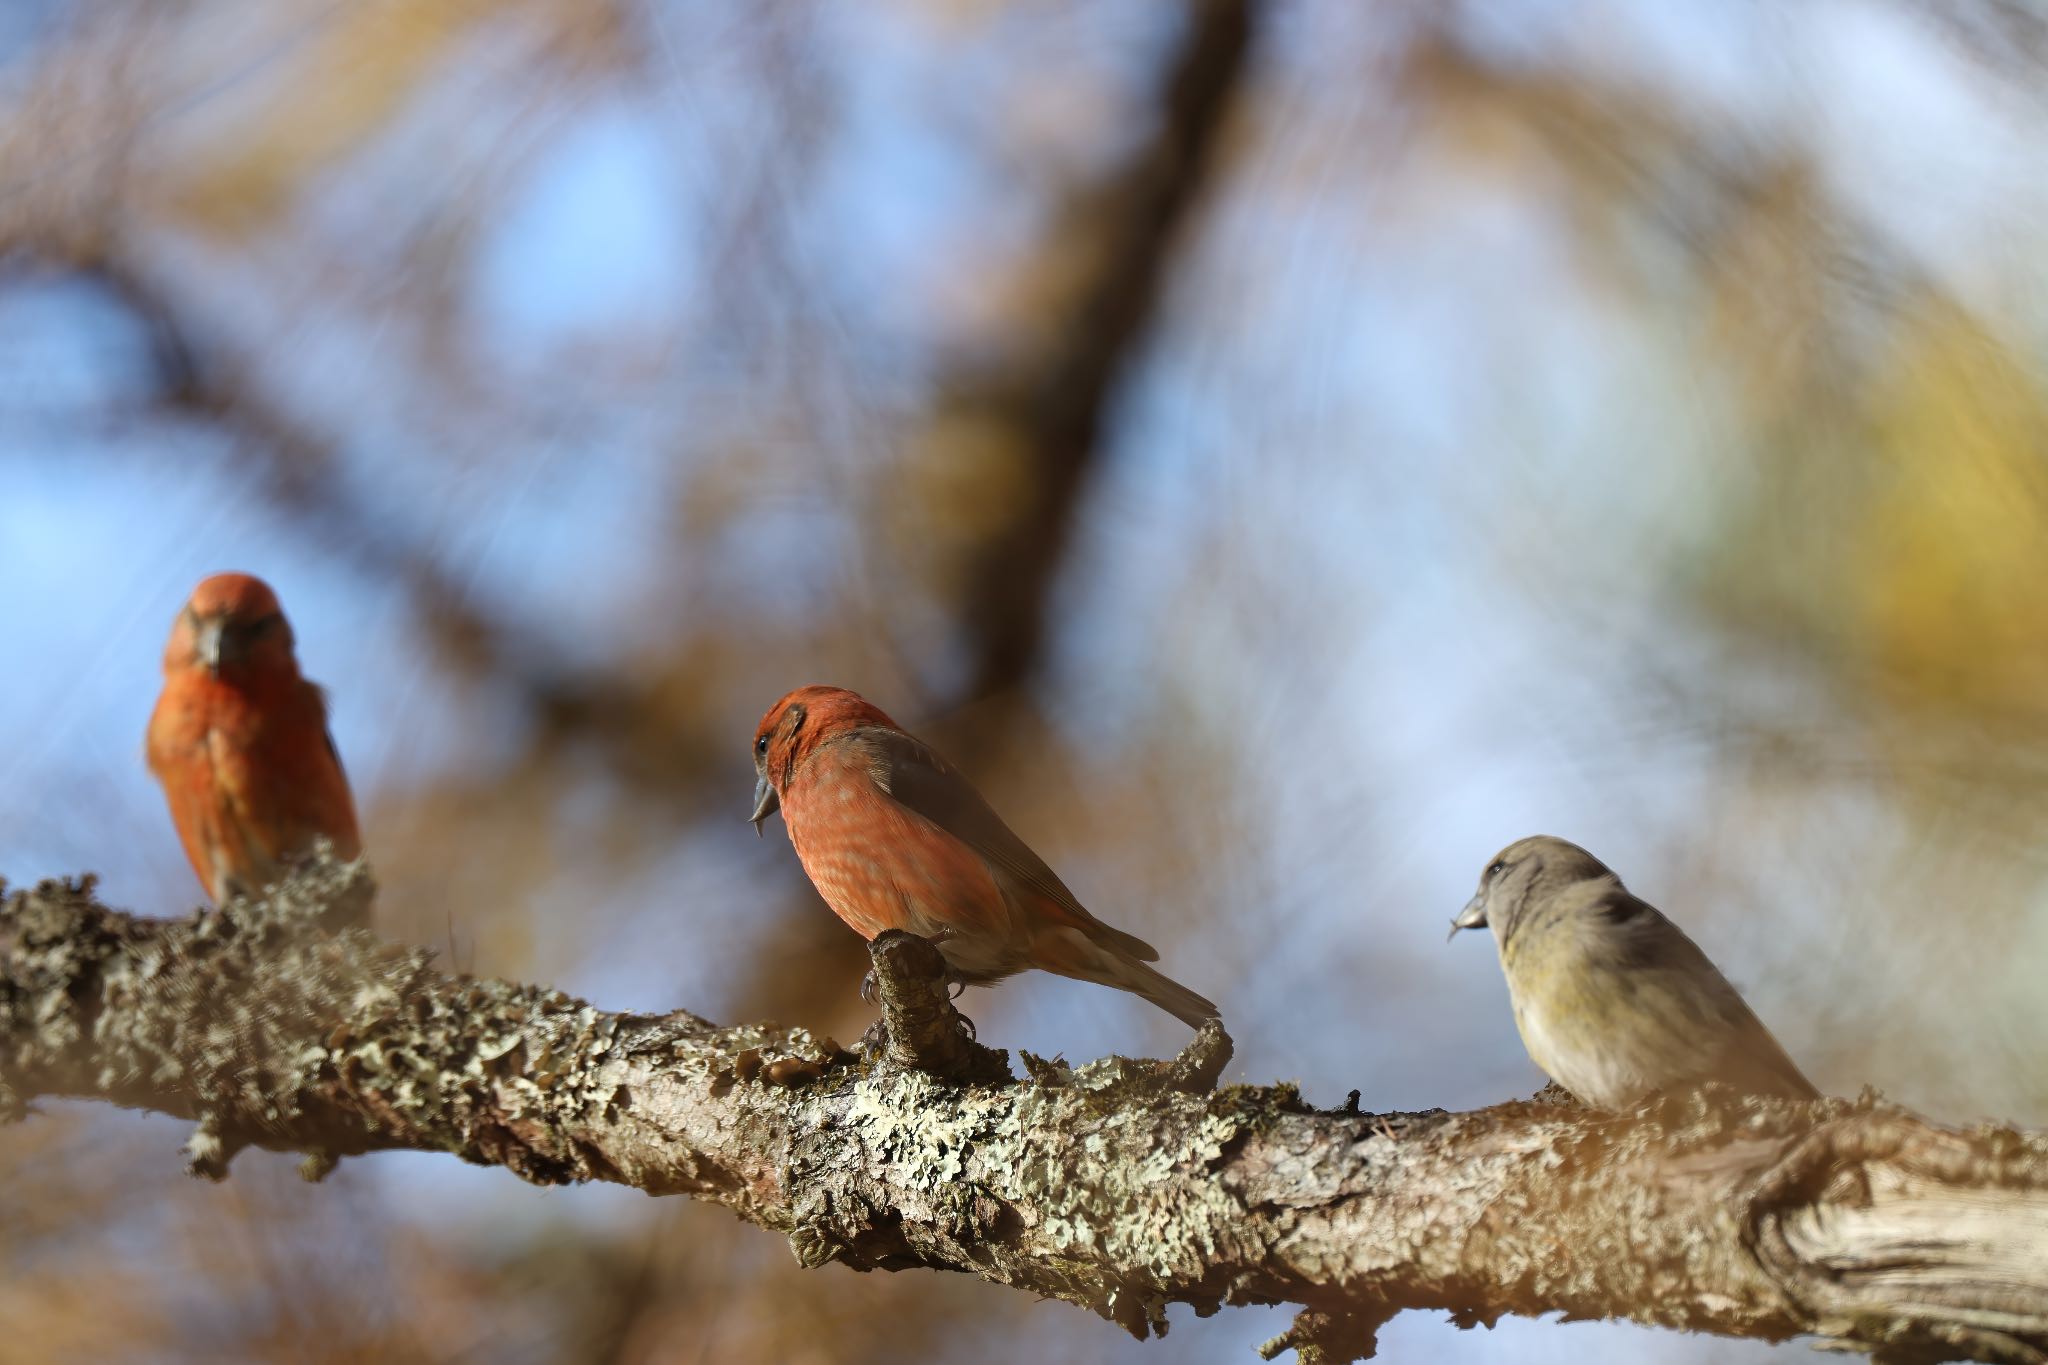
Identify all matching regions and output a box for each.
[755,735,770,756]
[1486,860,1508,878]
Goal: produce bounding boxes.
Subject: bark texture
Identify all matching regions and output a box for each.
[1,857,2043,1364]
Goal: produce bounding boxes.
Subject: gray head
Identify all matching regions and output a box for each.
[1448,835,1622,947]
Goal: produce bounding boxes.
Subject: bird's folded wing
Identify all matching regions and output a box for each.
[1658,933,1820,1102]
[859,726,1160,962]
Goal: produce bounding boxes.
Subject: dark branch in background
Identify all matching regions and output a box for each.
[3,858,2045,1365]
[942,0,1258,708]
[1906,0,2048,92]
[11,0,1260,785]
[0,0,1263,1213]
[86,252,731,802]
[718,0,1263,1024]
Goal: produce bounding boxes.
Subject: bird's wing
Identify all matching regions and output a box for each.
[1609,900,1818,1102]
[1695,977,1818,1101]
[220,679,360,873]
[310,683,349,776]
[857,725,1160,962]
[295,681,361,855]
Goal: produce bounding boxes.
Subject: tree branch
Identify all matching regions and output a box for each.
[860,930,1012,1085]
[2,859,2044,1363]
[941,0,1260,707]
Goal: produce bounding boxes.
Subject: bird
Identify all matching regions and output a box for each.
[749,684,1218,1028]
[1448,835,1817,1109]
[147,572,362,905]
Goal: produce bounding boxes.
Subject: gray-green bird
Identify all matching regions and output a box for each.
[1449,835,1818,1109]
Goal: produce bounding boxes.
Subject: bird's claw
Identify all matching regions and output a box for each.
[856,1017,892,1058]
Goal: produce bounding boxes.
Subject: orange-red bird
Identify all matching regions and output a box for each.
[750,685,1218,1027]
[146,573,361,903]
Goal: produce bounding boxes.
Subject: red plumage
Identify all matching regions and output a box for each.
[750,685,1217,1027]
[146,573,362,904]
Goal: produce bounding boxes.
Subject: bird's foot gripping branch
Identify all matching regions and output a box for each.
[2,856,2047,1364]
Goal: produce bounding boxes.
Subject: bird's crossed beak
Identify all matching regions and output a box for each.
[749,773,779,836]
[195,616,227,674]
[1447,894,1488,943]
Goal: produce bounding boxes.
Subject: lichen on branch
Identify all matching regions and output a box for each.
[1,856,2044,1365]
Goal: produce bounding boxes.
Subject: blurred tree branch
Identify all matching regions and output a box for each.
[57,253,741,813]
[0,0,1261,865]
[720,0,1263,1038]
[931,0,1258,709]
[3,859,2044,1365]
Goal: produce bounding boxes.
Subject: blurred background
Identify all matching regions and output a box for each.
[3,0,2046,1360]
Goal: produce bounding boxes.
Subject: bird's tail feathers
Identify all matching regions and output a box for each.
[1087,920,1161,963]
[1035,929,1218,1028]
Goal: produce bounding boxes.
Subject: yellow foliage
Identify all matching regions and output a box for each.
[1855,300,2048,723]
[168,0,513,235]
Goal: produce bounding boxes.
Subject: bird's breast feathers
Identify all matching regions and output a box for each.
[783,744,1015,945]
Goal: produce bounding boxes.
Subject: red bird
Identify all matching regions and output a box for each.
[750,685,1218,1027]
[146,573,362,904]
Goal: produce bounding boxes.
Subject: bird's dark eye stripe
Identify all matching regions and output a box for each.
[212,611,284,635]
